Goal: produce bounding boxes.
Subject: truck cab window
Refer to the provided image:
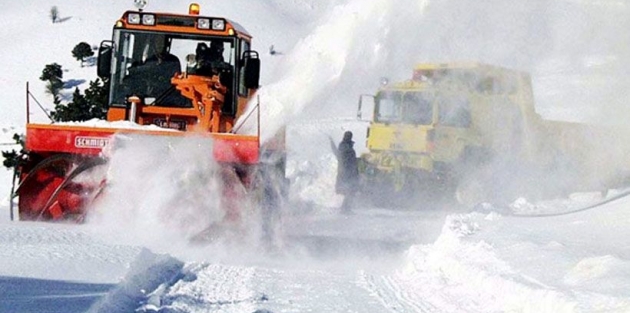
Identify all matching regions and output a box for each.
[109,30,239,110]
[402,92,433,125]
[375,91,402,123]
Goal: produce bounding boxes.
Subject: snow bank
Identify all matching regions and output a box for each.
[371,213,579,312]
[141,263,264,313]
[563,255,630,293]
[87,249,184,313]
[88,249,272,313]
[384,206,630,312]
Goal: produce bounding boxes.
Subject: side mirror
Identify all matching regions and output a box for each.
[243,50,260,89]
[97,40,113,79]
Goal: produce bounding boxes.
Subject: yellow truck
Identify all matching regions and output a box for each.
[356,62,630,207]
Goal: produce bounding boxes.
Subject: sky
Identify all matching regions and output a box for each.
[1,0,630,312]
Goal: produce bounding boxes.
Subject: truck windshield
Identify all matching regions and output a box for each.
[375,91,433,125]
[375,91,401,123]
[109,30,237,108]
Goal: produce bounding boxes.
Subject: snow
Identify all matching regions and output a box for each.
[2,0,630,312]
[54,118,178,131]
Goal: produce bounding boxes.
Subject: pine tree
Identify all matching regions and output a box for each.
[72,42,94,67]
[84,78,109,119]
[1,134,26,170]
[45,78,64,97]
[40,63,63,81]
[50,6,59,24]
[51,88,90,122]
[41,63,64,99]
[49,80,109,122]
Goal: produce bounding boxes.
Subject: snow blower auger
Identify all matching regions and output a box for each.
[13,3,286,225]
[14,153,108,222]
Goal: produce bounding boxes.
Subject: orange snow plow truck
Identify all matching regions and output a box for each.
[13,3,285,222]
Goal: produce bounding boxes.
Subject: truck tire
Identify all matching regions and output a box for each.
[455,174,487,210]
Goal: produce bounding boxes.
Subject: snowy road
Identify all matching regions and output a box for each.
[3,184,630,313]
[0,204,456,313]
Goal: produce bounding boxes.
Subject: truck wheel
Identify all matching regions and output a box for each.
[455,175,487,209]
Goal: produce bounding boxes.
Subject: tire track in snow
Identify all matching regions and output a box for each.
[150,261,397,312]
[358,270,440,312]
[158,263,262,312]
[0,222,140,283]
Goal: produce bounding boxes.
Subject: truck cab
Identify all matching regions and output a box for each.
[358,62,537,206]
[97,4,261,133]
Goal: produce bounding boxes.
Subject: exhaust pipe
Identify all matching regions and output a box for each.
[127,96,141,123]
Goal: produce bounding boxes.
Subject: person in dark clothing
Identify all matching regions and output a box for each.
[330,131,359,213]
[193,41,235,114]
[144,50,181,88]
[141,37,181,87]
[125,37,189,107]
[143,50,188,107]
[194,41,230,77]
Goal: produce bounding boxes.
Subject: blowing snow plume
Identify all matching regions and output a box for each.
[233,0,429,209]
[244,0,630,130]
[86,134,260,252]
[235,0,398,142]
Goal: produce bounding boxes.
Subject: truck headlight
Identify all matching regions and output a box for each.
[197,18,210,29]
[128,13,141,24]
[211,19,225,30]
[142,14,155,25]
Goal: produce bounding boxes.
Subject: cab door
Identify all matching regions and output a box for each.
[432,93,474,163]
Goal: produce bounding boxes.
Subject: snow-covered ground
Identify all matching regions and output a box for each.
[2,0,630,312]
